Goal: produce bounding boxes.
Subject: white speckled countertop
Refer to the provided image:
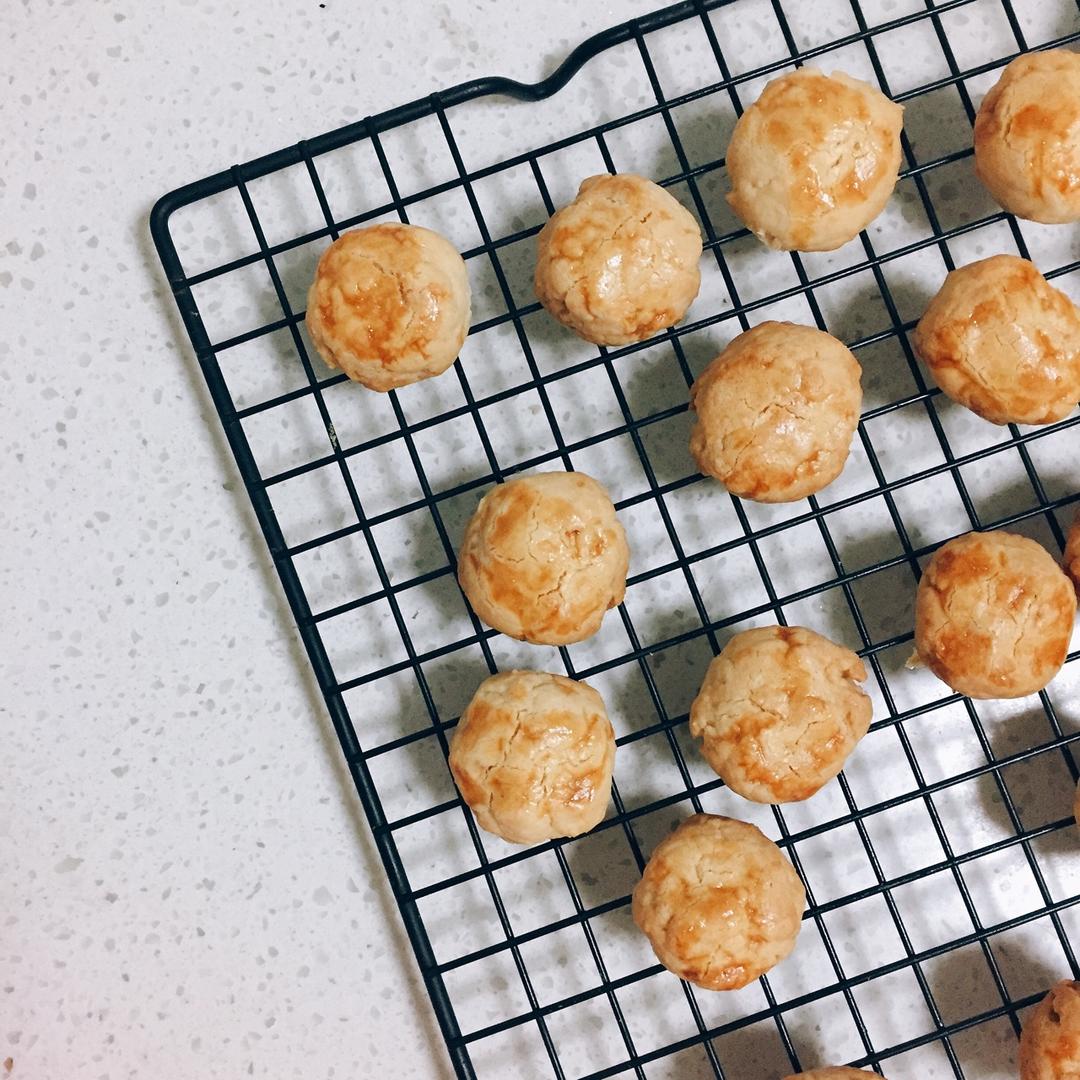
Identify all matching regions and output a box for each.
[1,3,660,1077]
[9,2,1080,1078]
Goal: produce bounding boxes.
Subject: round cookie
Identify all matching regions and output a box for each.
[448,671,615,845]
[784,1071,886,1080]
[913,254,1080,426]
[914,530,1076,700]
[631,813,805,991]
[690,626,872,804]
[689,321,863,502]
[306,222,470,392]
[974,50,1080,224]
[1064,512,1080,594]
[726,68,904,251]
[1019,980,1080,1080]
[534,173,703,346]
[457,471,629,645]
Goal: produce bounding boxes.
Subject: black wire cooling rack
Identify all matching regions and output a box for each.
[151,1,1080,1076]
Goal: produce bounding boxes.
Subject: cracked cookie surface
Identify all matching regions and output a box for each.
[1063,512,1080,595]
[631,813,805,991]
[690,625,872,804]
[974,49,1080,224]
[1019,979,1080,1080]
[534,173,702,346]
[913,254,1080,426]
[448,670,615,845]
[689,321,862,503]
[914,530,1076,700]
[305,222,470,391]
[726,68,903,252]
[457,471,629,645]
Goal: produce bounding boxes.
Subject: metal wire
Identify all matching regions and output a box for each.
[151,0,1080,1076]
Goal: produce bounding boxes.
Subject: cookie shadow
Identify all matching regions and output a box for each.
[923,941,1065,1079]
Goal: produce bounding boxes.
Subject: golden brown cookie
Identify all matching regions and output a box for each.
[306,222,470,392]
[913,255,1080,426]
[631,814,805,991]
[1019,980,1080,1080]
[457,471,629,645]
[726,68,904,251]
[690,626,872,804]
[974,50,1080,224]
[689,321,863,502]
[534,173,702,346]
[914,530,1076,699]
[1064,512,1080,594]
[449,671,615,844]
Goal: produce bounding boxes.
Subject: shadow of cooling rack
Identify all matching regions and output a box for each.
[150,0,1080,1076]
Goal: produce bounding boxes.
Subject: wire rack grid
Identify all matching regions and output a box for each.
[151,0,1080,1076]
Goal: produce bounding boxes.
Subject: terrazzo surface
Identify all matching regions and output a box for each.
[1,3,660,1077]
[6,2,1080,1079]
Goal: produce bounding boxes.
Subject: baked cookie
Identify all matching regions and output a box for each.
[690,626,872,803]
[1064,512,1080,593]
[974,50,1080,224]
[1019,980,1080,1080]
[726,68,904,251]
[534,173,703,345]
[913,255,1080,426]
[306,222,470,392]
[457,471,629,645]
[631,814,805,990]
[784,1070,886,1080]
[914,530,1076,699]
[689,321,863,502]
[449,671,615,844]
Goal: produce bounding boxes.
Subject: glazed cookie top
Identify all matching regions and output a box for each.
[631,814,805,991]
[913,255,1080,426]
[690,626,872,803]
[915,530,1076,699]
[690,321,862,503]
[535,173,702,345]
[457,471,629,645]
[1019,979,1080,1080]
[726,68,904,251]
[449,671,615,845]
[974,49,1080,224]
[306,222,470,391]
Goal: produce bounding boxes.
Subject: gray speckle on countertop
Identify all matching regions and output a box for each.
[8,1,1080,1078]
[0,2,661,1078]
